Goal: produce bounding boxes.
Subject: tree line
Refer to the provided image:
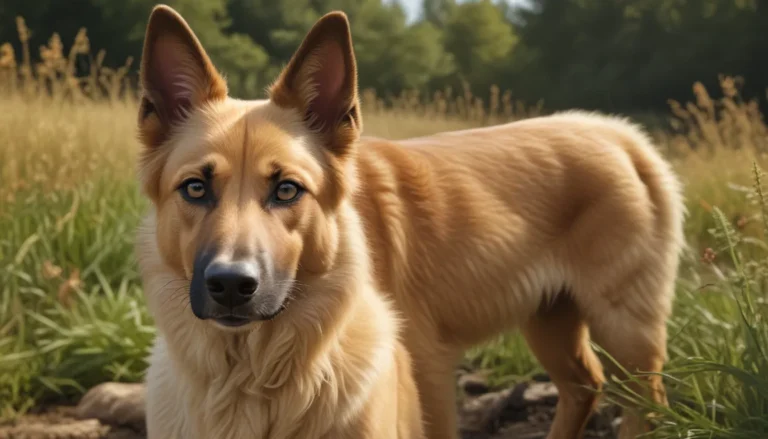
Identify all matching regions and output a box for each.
[1,0,766,114]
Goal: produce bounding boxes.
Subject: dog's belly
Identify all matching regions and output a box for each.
[387,236,565,348]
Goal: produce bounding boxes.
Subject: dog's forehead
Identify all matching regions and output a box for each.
[163,98,327,185]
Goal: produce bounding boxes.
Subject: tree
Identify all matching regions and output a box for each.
[370,21,455,92]
[226,0,453,95]
[2,0,767,114]
[353,1,454,93]
[444,0,517,91]
[0,0,268,98]
[422,0,455,28]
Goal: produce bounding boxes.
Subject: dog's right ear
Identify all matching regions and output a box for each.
[138,4,227,148]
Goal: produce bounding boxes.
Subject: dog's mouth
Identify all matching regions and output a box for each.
[213,315,251,327]
[210,304,288,328]
[258,303,287,321]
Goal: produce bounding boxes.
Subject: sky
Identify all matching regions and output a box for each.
[397,0,531,22]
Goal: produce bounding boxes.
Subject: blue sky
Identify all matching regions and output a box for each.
[397,0,531,22]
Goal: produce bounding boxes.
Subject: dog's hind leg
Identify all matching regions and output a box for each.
[522,293,605,439]
[586,274,673,439]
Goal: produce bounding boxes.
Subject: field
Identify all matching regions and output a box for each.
[2,24,768,439]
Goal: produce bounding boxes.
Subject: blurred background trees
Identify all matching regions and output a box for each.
[1,0,764,115]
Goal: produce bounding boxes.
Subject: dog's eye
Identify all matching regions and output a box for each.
[272,181,303,204]
[181,179,207,202]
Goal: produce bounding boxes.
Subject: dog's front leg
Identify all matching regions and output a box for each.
[408,348,462,439]
[144,336,190,439]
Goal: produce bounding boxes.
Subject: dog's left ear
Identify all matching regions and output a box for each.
[269,11,361,157]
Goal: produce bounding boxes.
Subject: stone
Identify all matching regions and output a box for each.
[459,388,514,433]
[531,373,551,382]
[504,381,559,410]
[611,416,623,435]
[75,382,147,431]
[459,372,491,396]
[522,382,559,406]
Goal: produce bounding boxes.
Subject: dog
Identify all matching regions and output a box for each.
[124,5,425,438]
[78,4,685,439]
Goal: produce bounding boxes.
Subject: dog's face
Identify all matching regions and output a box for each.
[136,6,362,331]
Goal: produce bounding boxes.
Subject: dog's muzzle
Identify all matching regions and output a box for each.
[189,251,287,327]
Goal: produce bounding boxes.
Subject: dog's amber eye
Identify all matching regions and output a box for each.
[272,181,303,204]
[181,179,207,201]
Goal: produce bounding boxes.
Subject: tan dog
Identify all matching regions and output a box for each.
[127,5,424,439]
[79,4,685,439]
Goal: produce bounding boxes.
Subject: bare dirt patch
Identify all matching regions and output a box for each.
[1,372,620,439]
[0,405,144,439]
[457,372,619,439]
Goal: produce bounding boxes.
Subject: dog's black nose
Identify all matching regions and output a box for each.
[204,260,259,307]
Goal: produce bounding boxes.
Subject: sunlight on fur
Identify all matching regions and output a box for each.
[123,4,685,439]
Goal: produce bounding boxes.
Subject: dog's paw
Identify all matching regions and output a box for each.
[76,382,147,429]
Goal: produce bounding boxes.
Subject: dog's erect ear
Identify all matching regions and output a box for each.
[269,11,361,156]
[138,4,227,147]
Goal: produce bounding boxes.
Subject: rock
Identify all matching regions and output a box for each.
[457,378,621,439]
[75,382,147,431]
[522,382,558,406]
[505,381,559,410]
[458,381,559,435]
[503,381,528,411]
[459,372,491,396]
[531,373,551,383]
[459,388,514,433]
[611,417,622,430]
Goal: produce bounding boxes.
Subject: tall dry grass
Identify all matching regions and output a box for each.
[1,18,767,438]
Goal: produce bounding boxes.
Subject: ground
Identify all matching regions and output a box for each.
[0,369,622,439]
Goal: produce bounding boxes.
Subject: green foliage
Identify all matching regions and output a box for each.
[593,165,768,438]
[443,0,517,90]
[422,0,455,28]
[0,0,268,98]
[0,99,154,417]
[509,0,765,111]
[4,0,765,112]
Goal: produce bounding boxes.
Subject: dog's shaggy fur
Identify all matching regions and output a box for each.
[80,5,685,439]
[359,111,684,439]
[132,5,424,439]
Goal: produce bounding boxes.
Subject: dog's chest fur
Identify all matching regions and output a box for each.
[163,336,344,439]
[186,386,335,439]
[145,300,396,439]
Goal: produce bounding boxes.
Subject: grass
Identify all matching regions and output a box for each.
[0,96,153,415]
[1,19,768,438]
[597,197,768,439]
